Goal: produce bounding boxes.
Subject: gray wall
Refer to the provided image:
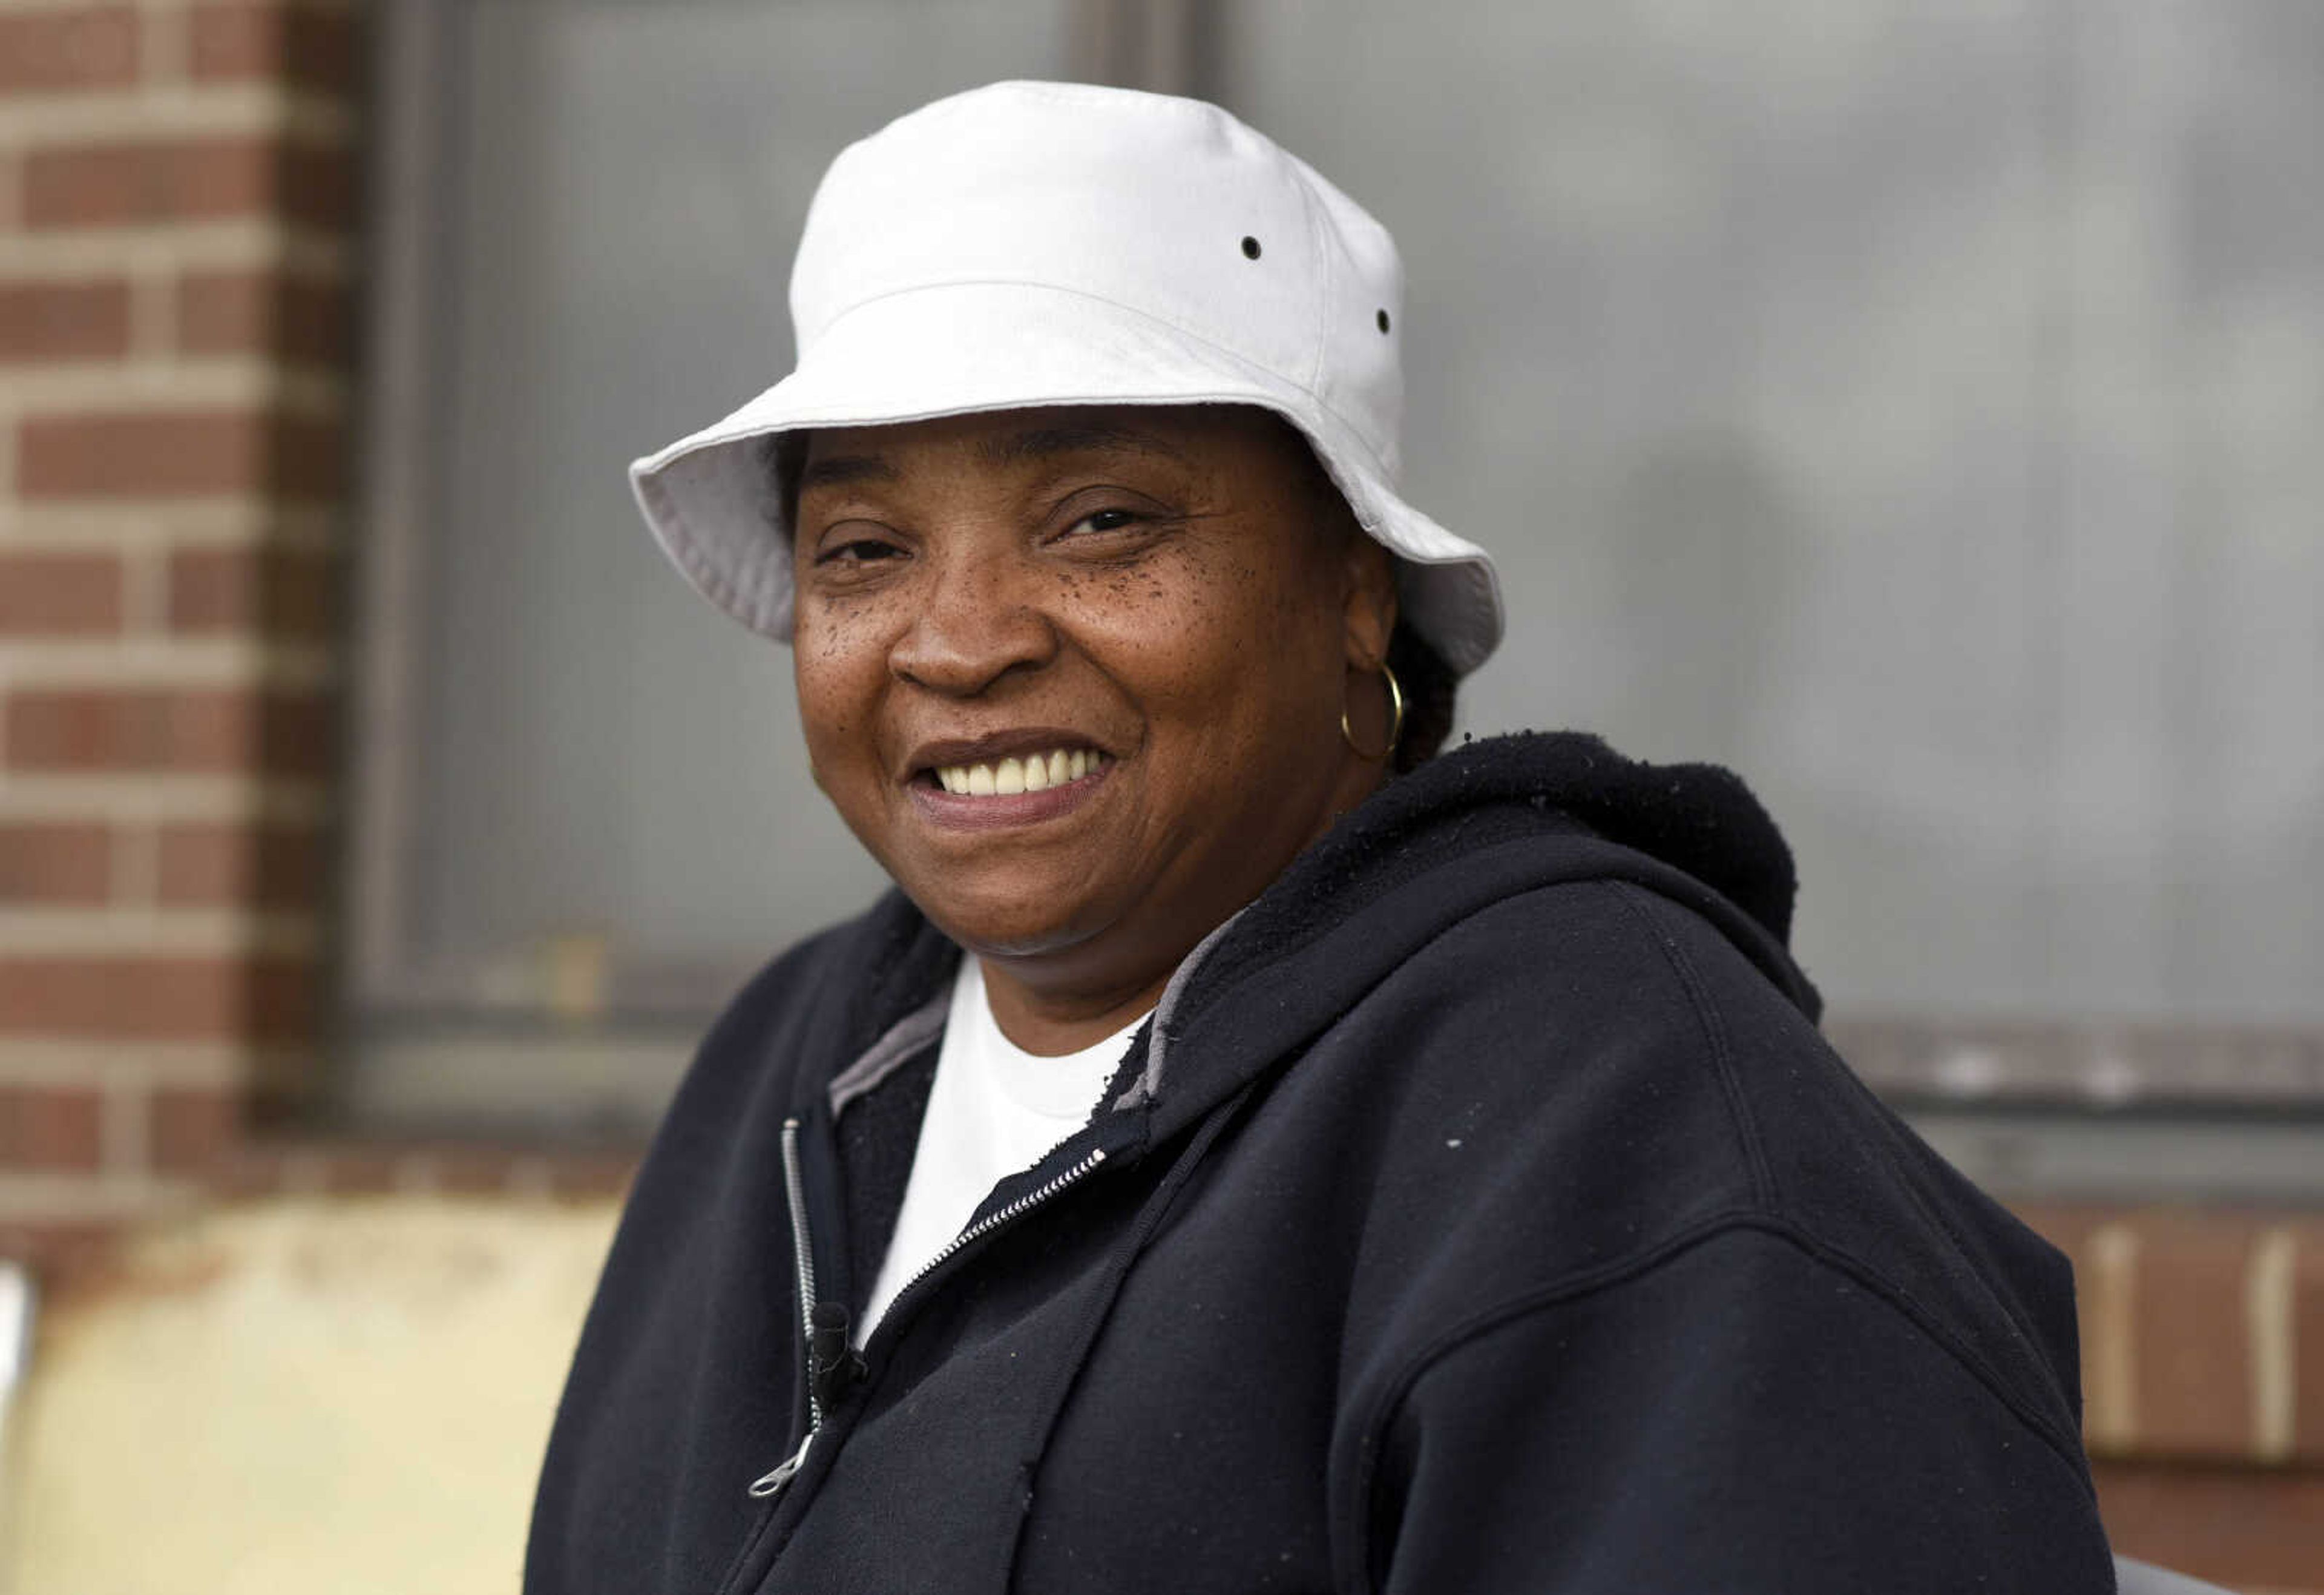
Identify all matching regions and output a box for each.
[379,0,2324,1034]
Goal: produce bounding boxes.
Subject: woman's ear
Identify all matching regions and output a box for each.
[1341,534,1399,670]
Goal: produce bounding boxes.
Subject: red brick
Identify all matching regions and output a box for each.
[292,1140,399,1193]
[433,1146,535,1195]
[166,544,337,638]
[148,1085,240,1172]
[0,821,112,904]
[156,818,323,909]
[2134,1215,2259,1459]
[175,268,350,363]
[0,7,139,93]
[0,550,123,635]
[18,409,346,501]
[2297,1226,2324,1459]
[0,955,315,1042]
[0,1220,119,1282]
[212,1141,289,1197]
[22,136,355,231]
[188,2,358,93]
[0,278,132,362]
[2095,1460,2324,1593]
[381,1145,514,1195]
[0,1084,103,1170]
[544,1149,643,1199]
[2018,1204,2324,1467]
[2,686,335,778]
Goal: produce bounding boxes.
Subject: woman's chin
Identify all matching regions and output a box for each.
[915,886,1113,962]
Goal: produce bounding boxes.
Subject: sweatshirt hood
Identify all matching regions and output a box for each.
[1260,729,1804,949]
[1114,731,1823,1141]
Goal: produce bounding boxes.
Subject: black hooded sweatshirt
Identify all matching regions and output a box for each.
[526,733,2115,1594]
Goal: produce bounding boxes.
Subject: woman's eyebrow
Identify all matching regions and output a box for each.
[796,453,901,495]
[979,423,1192,470]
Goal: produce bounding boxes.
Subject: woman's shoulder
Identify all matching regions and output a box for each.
[1325,871,2086,1453]
[1317,869,1822,1231]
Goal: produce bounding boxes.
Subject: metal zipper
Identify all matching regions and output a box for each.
[893,1144,1109,1308]
[747,1118,822,1498]
[747,1427,814,1501]
[742,1136,1111,1499]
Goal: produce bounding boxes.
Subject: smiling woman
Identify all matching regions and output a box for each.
[527,82,2119,1595]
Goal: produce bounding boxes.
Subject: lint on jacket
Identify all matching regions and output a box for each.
[525,732,2115,1595]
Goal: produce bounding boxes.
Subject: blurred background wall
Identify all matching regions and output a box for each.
[0,0,2318,1590]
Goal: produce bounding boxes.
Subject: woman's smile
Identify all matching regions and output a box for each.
[928,745,1107,797]
[908,740,1118,831]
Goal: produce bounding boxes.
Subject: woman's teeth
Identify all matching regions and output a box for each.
[934,748,1107,796]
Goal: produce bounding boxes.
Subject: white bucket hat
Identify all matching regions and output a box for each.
[629,79,1505,676]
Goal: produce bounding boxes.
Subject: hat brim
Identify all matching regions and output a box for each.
[629,281,1503,674]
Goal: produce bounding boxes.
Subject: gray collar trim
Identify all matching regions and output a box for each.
[1111,904,1247,1113]
[824,902,1244,1122]
[827,982,953,1116]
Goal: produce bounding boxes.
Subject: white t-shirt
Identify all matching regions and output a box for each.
[858,957,1147,1334]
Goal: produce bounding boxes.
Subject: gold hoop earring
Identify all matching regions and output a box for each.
[1339,660,1405,763]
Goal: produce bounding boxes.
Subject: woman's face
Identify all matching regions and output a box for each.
[790,404,1395,1019]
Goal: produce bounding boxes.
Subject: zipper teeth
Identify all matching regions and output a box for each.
[747,1138,1108,1502]
[896,1145,1108,1303]
[780,1117,821,1430]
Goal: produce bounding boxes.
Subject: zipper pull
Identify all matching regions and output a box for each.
[747,1429,813,1500]
[746,1303,861,1502]
[808,1300,867,1410]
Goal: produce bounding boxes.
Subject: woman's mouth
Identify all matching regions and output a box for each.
[910,745,1116,831]
[928,746,1111,797]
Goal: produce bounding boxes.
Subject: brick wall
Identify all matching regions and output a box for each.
[0,0,358,1263]
[2017,1206,2324,1590]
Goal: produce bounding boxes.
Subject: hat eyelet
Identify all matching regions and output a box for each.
[1241,235,1262,260]
[1376,309,1391,334]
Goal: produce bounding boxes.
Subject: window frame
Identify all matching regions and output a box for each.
[341,0,2324,1160]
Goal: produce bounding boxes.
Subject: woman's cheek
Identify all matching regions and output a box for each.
[794,584,893,662]
[1070,542,1243,644]
[791,613,881,774]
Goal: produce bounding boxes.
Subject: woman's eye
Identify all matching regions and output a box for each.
[816,536,903,566]
[1066,508,1141,536]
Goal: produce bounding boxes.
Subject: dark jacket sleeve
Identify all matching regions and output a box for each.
[1361,1223,2116,1595]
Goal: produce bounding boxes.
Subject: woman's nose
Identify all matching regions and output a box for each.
[888,545,1058,696]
